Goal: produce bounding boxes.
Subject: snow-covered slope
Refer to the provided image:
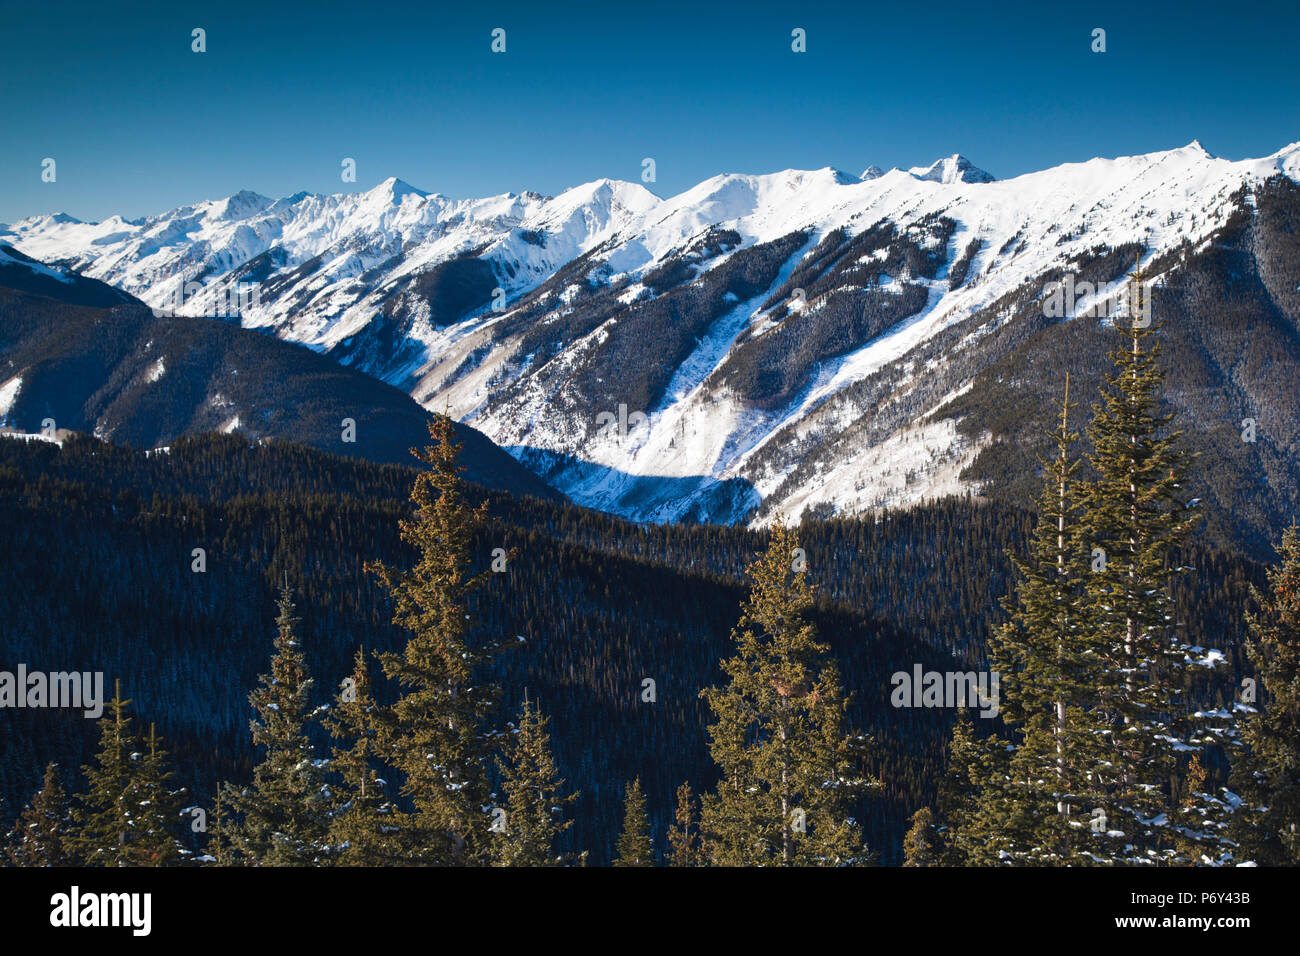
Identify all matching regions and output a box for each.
[7,141,1300,527]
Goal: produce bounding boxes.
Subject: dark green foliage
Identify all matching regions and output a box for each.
[0,431,1263,863]
[643,227,742,293]
[699,524,873,865]
[69,684,185,866]
[222,582,329,865]
[665,781,700,866]
[613,777,653,866]
[409,255,498,327]
[2,763,72,866]
[0,245,140,307]
[976,378,1107,862]
[901,806,941,866]
[1232,526,1300,864]
[721,217,954,409]
[1077,278,1206,863]
[492,696,579,866]
[948,239,983,290]
[323,649,403,865]
[369,414,504,865]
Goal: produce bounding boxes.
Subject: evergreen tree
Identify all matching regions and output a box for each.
[224,580,329,865]
[492,695,578,866]
[202,784,231,866]
[369,414,505,865]
[902,807,942,867]
[979,377,1107,863]
[665,782,699,867]
[699,523,874,866]
[71,681,142,866]
[325,648,403,865]
[3,762,72,866]
[1232,525,1300,864]
[127,724,186,866]
[613,777,653,867]
[71,682,184,866]
[933,710,982,865]
[1077,263,1206,863]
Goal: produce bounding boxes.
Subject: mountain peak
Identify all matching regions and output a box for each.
[216,189,272,220]
[860,165,885,181]
[372,176,428,202]
[825,167,861,185]
[908,154,995,184]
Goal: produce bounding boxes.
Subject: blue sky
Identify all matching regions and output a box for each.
[2,0,1297,222]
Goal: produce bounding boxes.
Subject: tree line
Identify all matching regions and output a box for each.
[4,416,878,866]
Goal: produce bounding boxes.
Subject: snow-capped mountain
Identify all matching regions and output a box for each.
[907,154,996,184]
[7,141,1300,544]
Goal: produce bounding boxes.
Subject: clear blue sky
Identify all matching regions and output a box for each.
[2,0,1297,223]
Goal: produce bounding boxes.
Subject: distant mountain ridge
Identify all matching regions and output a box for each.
[6,141,1300,553]
[0,275,562,501]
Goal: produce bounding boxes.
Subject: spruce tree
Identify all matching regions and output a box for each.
[127,724,186,865]
[224,580,329,865]
[665,782,699,867]
[934,709,983,865]
[72,682,185,866]
[370,413,504,865]
[71,681,142,866]
[902,807,942,867]
[980,377,1107,863]
[325,648,403,865]
[1077,262,1205,863]
[202,784,231,866]
[3,762,72,866]
[1232,525,1300,864]
[613,777,653,866]
[492,695,578,866]
[699,523,873,866]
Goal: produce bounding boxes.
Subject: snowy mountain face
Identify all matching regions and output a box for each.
[7,142,1300,536]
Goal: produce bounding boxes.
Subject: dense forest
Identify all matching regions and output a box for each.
[0,420,1273,863]
[2,254,1295,864]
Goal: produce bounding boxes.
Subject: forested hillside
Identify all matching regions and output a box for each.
[0,429,1263,862]
[0,285,559,500]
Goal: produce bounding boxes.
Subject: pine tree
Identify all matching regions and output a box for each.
[202,784,231,866]
[613,777,653,866]
[71,681,141,866]
[902,807,942,867]
[1077,262,1204,863]
[127,724,186,866]
[492,695,578,866]
[980,376,1107,863]
[71,682,184,866]
[1232,525,1300,864]
[369,413,505,865]
[325,648,403,866]
[934,710,982,865]
[665,782,699,867]
[699,523,874,866]
[3,762,72,866]
[224,580,329,865]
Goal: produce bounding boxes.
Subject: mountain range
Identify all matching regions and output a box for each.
[5,140,1300,555]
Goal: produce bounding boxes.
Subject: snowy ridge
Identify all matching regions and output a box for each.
[7,140,1300,525]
